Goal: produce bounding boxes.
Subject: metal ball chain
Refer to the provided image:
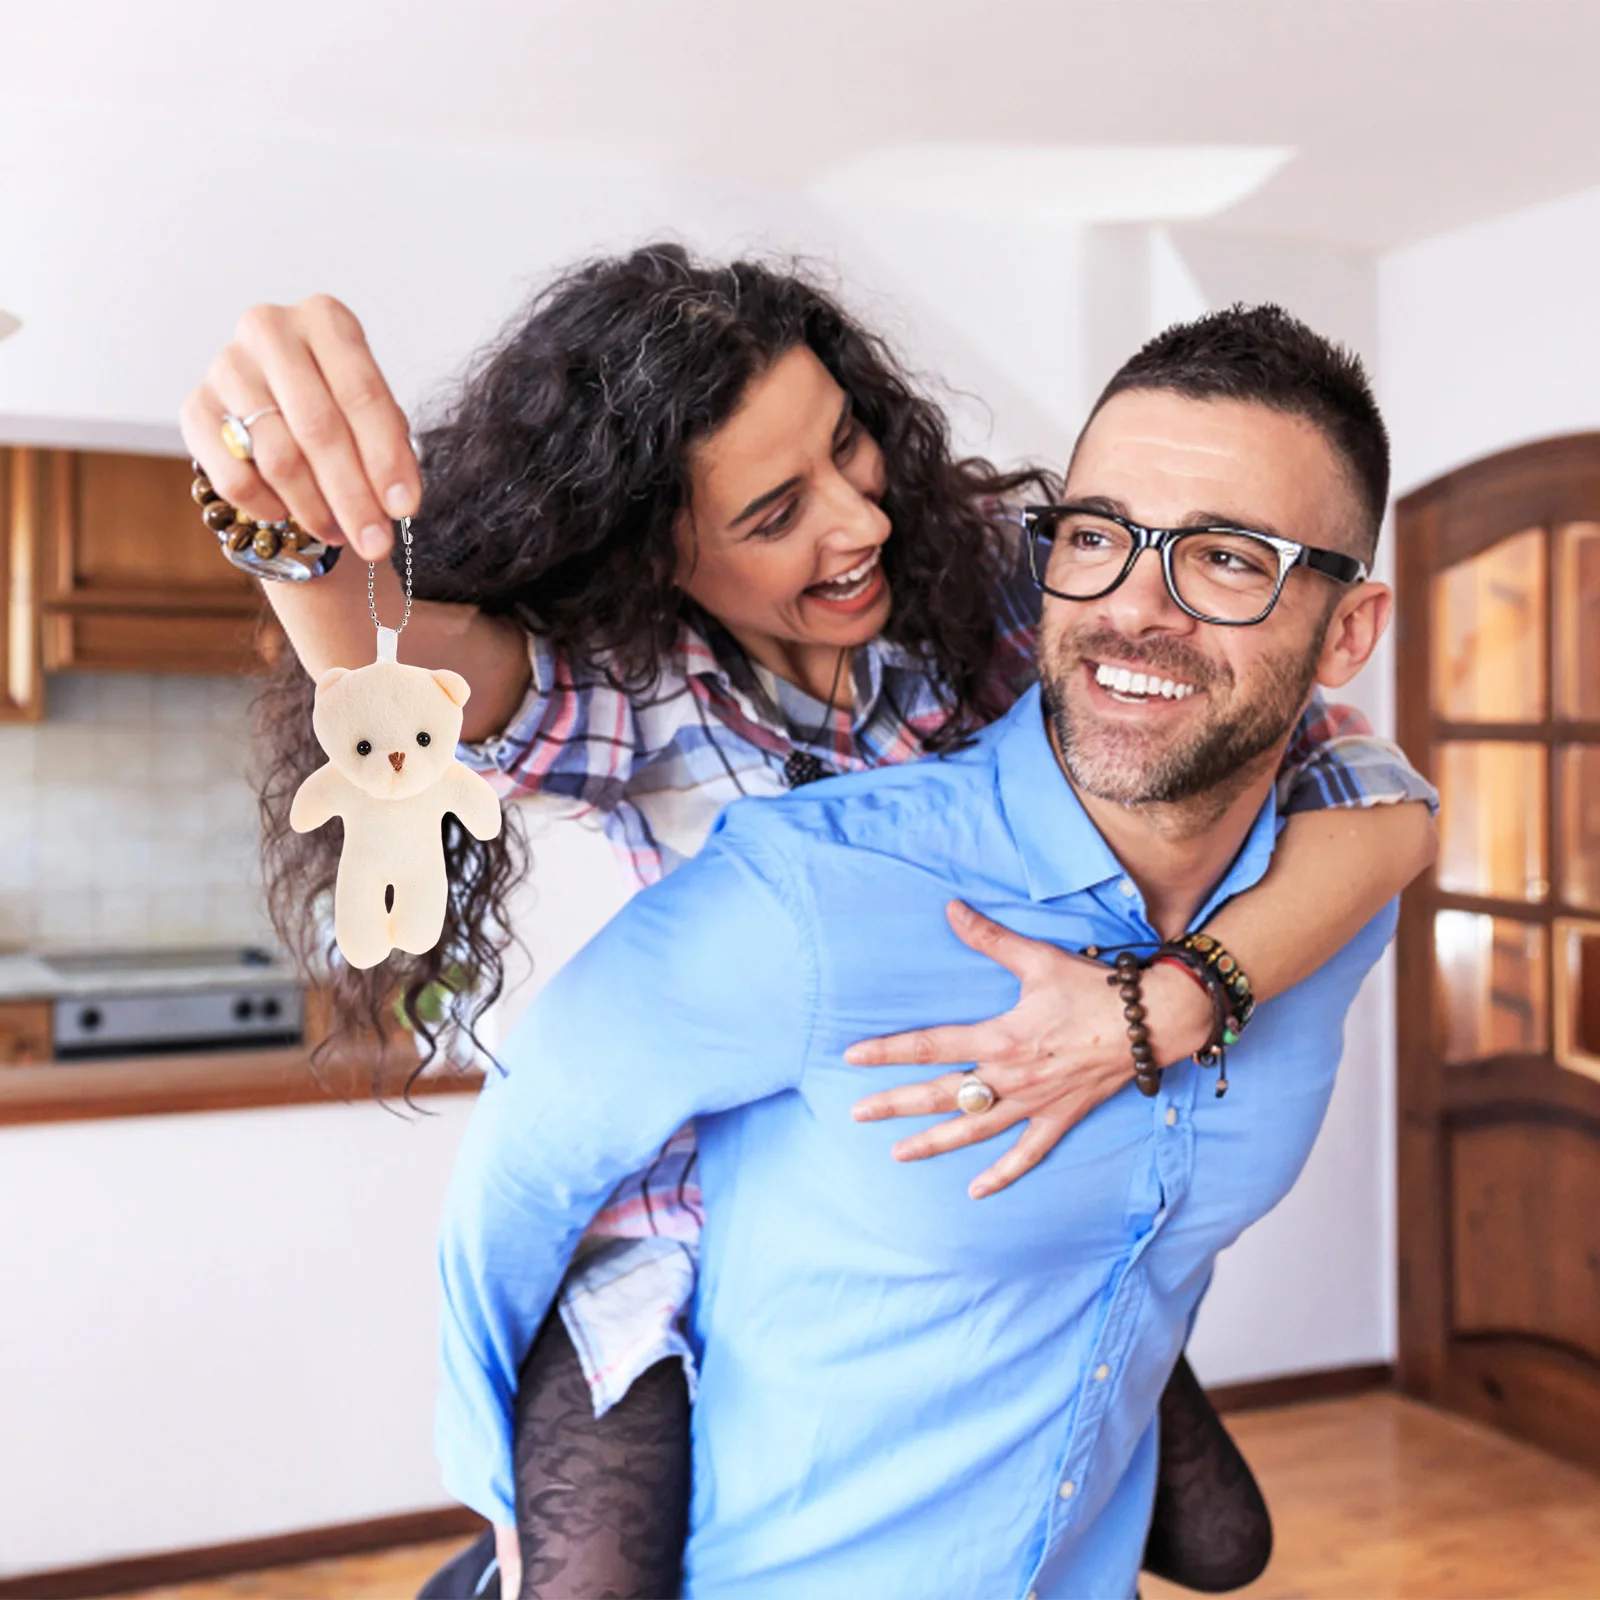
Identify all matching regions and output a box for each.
[368,517,415,635]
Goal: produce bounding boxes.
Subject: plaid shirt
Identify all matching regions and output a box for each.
[463,544,1436,1414]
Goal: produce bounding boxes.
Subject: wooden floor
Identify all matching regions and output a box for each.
[126,1393,1600,1600]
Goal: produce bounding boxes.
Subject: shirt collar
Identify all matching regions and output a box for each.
[994,684,1280,914]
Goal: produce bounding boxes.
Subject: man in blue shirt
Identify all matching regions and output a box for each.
[437,306,1401,1598]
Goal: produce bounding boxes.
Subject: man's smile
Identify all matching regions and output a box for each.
[1084,658,1205,709]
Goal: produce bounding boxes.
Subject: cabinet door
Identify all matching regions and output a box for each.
[38,449,269,674]
[45,450,255,607]
[0,1001,52,1066]
[0,451,44,720]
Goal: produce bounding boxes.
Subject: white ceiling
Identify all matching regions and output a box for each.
[4,0,1599,252]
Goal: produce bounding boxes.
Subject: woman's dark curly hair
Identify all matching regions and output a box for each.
[256,243,1051,1077]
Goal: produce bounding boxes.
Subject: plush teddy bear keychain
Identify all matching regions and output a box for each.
[289,520,502,970]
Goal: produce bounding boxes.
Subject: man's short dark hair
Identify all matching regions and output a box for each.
[1088,304,1390,556]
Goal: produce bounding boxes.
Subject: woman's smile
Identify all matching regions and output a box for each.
[804,548,886,613]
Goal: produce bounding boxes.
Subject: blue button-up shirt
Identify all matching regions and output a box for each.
[437,685,1395,1598]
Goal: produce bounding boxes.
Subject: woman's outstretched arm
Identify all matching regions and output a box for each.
[849,794,1436,1198]
[180,294,532,740]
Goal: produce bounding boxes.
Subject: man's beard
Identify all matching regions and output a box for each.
[1040,625,1324,813]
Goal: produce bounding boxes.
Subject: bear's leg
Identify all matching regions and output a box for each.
[387,853,449,957]
[333,857,395,971]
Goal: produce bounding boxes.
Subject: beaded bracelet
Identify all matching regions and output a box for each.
[1162,931,1255,1042]
[1086,936,1252,1099]
[191,462,342,582]
[1110,951,1163,1097]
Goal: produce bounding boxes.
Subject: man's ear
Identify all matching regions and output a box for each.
[431,669,472,708]
[315,666,351,695]
[1315,581,1392,691]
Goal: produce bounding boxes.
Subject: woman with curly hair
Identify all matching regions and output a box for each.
[183,244,1434,1599]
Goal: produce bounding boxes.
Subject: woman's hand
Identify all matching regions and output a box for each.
[846,902,1212,1199]
[179,295,420,561]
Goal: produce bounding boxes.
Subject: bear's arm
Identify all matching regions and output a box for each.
[441,763,503,842]
[289,763,349,833]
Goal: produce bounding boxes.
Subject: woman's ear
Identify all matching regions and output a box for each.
[1316,581,1393,691]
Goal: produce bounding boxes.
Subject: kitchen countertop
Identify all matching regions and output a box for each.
[0,1041,482,1126]
[0,949,302,1001]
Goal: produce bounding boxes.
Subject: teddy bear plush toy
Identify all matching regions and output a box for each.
[290,630,502,970]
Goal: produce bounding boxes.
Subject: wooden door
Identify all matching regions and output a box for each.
[1396,434,1600,1471]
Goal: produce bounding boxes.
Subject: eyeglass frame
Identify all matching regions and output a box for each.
[1020,502,1371,628]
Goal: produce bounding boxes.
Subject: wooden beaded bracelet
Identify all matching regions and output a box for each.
[1088,933,1254,1100]
[1109,950,1163,1097]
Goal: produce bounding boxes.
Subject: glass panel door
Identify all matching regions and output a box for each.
[1436,743,1548,901]
[1436,911,1548,1062]
[1560,747,1600,910]
[1432,526,1546,722]
[1555,522,1600,720]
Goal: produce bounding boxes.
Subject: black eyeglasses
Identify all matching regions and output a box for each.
[1021,503,1370,627]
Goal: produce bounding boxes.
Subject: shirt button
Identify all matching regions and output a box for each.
[1165,1106,1178,1127]
[1058,1479,1076,1499]
[1094,1363,1111,1382]
[1119,878,1137,897]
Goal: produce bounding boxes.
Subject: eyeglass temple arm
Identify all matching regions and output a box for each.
[1297,547,1369,585]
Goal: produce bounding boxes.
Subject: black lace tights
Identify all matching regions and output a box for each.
[510,1309,691,1599]
[1141,1352,1274,1591]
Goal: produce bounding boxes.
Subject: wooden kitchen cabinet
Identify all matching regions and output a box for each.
[0,450,44,720]
[0,1001,52,1066]
[16,446,274,675]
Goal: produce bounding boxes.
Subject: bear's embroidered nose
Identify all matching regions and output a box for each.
[388,750,406,772]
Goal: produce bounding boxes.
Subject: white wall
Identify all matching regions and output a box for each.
[0,1098,474,1575]
[1380,181,1600,495]
[1,94,1417,1568]
[0,96,1066,472]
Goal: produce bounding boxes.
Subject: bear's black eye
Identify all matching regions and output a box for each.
[416,731,431,747]
[356,739,372,757]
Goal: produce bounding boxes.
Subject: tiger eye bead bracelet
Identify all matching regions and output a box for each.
[191,462,342,582]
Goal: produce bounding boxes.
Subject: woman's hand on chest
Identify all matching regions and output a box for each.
[844,901,1214,1198]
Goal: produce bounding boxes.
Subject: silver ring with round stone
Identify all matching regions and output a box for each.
[220,405,281,462]
[956,1073,997,1115]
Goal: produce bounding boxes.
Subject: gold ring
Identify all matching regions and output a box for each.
[220,405,281,462]
[956,1073,997,1115]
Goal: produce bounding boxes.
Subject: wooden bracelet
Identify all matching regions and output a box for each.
[1110,950,1163,1097]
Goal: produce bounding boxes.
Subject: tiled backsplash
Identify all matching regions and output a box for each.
[0,675,275,952]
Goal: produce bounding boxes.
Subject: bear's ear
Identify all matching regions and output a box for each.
[431,669,472,709]
[315,666,352,695]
